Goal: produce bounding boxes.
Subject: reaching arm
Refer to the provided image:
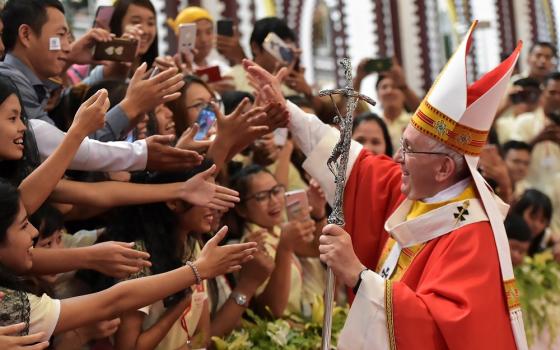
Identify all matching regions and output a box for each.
[50,165,239,211]
[210,282,259,338]
[31,119,148,172]
[54,227,256,334]
[273,140,294,190]
[206,99,269,172]
[50,179,184,208]
[29,242,150,278]
[255,243,293,318]
[19,90,110,214]
[55,265,196,335]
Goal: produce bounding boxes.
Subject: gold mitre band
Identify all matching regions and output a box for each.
[410,100,489,156]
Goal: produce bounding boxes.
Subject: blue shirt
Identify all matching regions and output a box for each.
[0,54,130,142]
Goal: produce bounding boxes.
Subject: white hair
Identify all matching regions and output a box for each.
[424,137,468,179]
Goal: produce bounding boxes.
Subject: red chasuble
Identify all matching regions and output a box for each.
[343,149,516,349]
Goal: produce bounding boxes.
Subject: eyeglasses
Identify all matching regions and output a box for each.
[186,98,222,113]
[398,138,449,161]
[244,184,285,204]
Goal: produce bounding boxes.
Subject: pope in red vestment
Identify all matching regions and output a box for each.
[242,20,527,350]
[342,150,516,349]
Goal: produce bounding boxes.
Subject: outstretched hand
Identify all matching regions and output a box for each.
[243,59,288,108]
[195,226,257,279]
[212,98,270,145]
[176,124,213,153]
[120,63,185,120]
[145,134,203,171]
[70,89,110,138]
[86,241,152,279]
[67,28,114,65]
[179,164,240,210]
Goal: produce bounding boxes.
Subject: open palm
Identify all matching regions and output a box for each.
[180,165,240,210]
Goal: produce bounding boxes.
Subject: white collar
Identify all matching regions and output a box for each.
[421,177,471,203]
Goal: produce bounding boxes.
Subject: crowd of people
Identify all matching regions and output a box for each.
[0,0,558,349]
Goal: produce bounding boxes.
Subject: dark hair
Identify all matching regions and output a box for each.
[512,189,553,223]
[167,74,215,137]
[221,90,254,115]
[504,214,532,242]
[110,0,159,67]
[543,71,560,86]
[83,80,129,108]
[512,77,541,90]
[502,140,532,156]
[375,73,391,90]
[229,164,272,202]
[48,84,90,132]
[0,180,20,244]
[250,17,296,50]
[0,180,31,292]
[92,161,213,306]
[286,95,314,111]
[2,0,65,52]
[225,164,273,241]
[0,76,40,186]
[529,41,557,58]
[352,112,394,156]
[29,204,64,240]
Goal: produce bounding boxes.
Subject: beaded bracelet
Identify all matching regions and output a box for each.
[186,261,202,285]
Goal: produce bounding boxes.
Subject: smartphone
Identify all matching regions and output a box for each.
[93,6,114,30]
[217,19,234,37]
[273,128,288,146]
[195,66,222,83]
[195,107,217,141]
[364,58,392,73]
[178,23,197,55]
[285,189,310,222]
[93,38,137,62]
[263,32,294,65]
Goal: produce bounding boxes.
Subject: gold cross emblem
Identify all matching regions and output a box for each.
[453,200,470,225]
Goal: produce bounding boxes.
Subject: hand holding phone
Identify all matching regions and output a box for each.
[285,189,311,222]
[93,38,137,62]
[217,19,234,37]
[195,66,222,83]
[178,23,197,55]
[364,58,392,73]
[263,32,294,65]
[195,107,217,141]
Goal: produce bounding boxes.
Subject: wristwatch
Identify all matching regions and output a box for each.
[230,291,249,307]
[352,268,369,294]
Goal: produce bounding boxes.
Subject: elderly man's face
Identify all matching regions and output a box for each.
[394,126,449,200]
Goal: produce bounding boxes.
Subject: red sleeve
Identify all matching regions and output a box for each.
[390,222,516,350]
[343,149,404,271]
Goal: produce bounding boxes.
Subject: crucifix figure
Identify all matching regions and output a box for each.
[318,58,376,349]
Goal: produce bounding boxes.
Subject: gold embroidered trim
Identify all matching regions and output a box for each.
[411,100,489,156]
[504,279,521,309]
[385,280,396,350]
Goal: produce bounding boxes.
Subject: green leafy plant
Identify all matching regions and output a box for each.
[212,294,349,350]
[515,251,560,347]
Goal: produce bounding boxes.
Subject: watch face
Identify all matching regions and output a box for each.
[236,294,247,305]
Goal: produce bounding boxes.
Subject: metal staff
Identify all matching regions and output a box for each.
[319,58,375,350]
